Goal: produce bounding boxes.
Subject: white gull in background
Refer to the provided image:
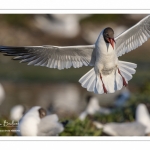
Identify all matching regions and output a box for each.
[136,103,150,135]
[94,103,150,136]
[10,105,25,122]
[79,95,111,121]
[34,14,90,38]
[0,83,5,105]
[79,88,130,120]
[17,106,65,136]
[102,122,146,136]
[1,15,150,94]
[51,84,81,116]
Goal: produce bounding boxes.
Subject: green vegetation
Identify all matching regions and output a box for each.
[60,118,102,136]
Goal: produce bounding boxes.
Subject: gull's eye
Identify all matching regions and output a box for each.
[106,33,109,36]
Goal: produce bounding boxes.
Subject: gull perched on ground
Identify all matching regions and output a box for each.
[94,103,150,136]
[0,83,5,105]
[136,103,150,135]
[79,95,111,121]
[10,105,25,122]
[1,15,150,94]
[17,106,66,136]
[102,122,146,136]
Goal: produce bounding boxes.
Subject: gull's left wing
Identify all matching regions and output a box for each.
[115,15,150,57]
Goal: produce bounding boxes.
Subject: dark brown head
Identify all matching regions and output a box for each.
[103,27,115,49]
[38,107,47,119]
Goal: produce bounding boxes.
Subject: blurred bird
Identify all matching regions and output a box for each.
[17,106,66,136]
[94,103,150,136]
[10,105,25,122]
[0,83,5,105]
[34,14,90,38]
[1,15,150,94]
[52,84,81,116]
[136,103,150,135]
[79,95,111,121]
[102,122,146,136]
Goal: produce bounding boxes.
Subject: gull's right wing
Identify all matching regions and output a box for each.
[0,44,95,70]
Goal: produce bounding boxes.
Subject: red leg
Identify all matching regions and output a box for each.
[100,73,107,94]
[118,69,127,86]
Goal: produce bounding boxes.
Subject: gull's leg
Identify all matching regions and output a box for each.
[100,73,107,94]
[118,68,127,86]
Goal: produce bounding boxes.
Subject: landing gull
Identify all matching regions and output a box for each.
[1,15,150,94]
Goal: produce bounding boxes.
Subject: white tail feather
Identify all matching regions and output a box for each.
[79,61,137,94]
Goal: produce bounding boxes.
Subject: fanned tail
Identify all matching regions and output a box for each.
[79,61,137,94]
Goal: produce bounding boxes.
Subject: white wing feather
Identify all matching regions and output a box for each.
[0,45,95,70]
[115,15,150,57]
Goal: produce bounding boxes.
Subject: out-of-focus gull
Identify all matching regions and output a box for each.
[79,96,100,120]
[136,103,150,135]
[93,120,146,136]
[94,103,150,136]
[34,14,89,38]
[79,95,111,121]
[103,122,146,136]
[17,106,65,136]
[10,105,25,122]
[1,15,150,94]
[52,84,80,116]
[0,83,5,105]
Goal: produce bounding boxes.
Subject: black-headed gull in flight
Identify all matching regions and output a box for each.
[17,106,66,136]
[1,15,150,94]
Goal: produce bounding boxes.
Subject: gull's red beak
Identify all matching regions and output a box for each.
[108,38,115,49]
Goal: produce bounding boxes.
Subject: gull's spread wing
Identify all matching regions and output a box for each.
[0,45,95,70]
[115,15,150,57]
